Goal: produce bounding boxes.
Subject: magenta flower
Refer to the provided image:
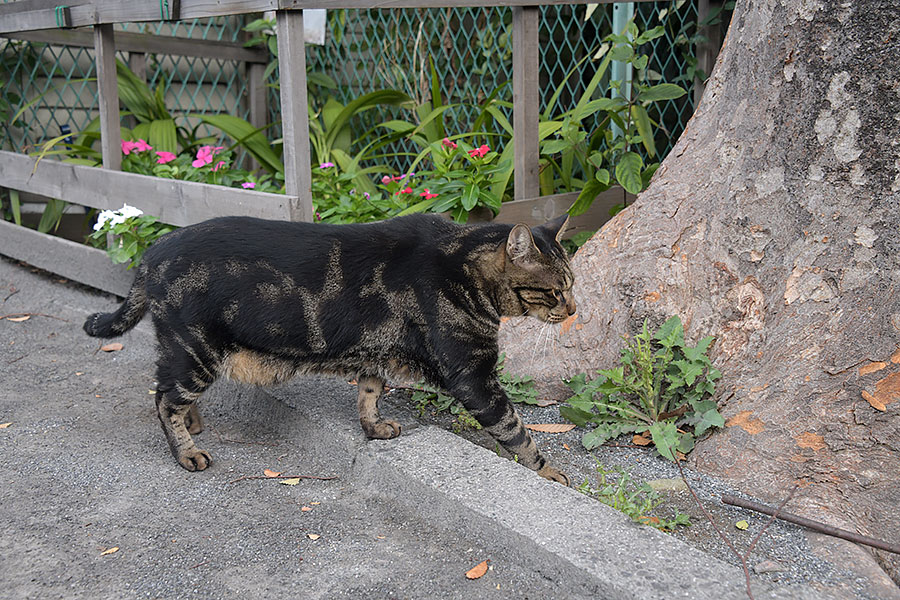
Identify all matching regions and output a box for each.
[133,139,152,152]
[319,162,335,169]
[212,160,226,172]
[155,151,176,164]
[121,140,137,155]
[442,137,457,150]
[381,175,392,185]
[192,145,224,168]
[419,189,438,200]
[468,144,490,159]
[241,182,256,189]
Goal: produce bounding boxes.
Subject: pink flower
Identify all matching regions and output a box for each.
[121,140,137,155]
[395,186,413,195]
[319,162,335,168]
[381,175,392,185]
[241,182,256,189]
[419,189,438,200]
[212,160,226,172]
[468,144,490,159]
[133,139,152,152]
[155,151,176,164]
[192,145,224,168]
[442,137,457,149]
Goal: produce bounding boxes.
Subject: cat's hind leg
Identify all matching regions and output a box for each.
[153,329,218,471]
[356,375,401,439]
[156,385,211,471]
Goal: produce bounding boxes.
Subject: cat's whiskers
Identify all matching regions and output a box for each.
[530,320,551,368]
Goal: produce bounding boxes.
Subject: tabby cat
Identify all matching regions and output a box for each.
[83,213,575,484]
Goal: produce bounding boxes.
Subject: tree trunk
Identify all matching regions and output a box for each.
[500,0,900,585]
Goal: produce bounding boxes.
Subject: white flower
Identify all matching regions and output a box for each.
[118,204,143,220]
[93,209,116,231]
[93,204,144,231]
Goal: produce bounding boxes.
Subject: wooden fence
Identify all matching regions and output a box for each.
[0,0,645,296]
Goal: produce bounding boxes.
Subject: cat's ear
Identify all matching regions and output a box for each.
[537,214,570,242]
[507,224,540,265]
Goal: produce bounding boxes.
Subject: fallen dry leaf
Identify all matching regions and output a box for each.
[310,501,320,505]
[100,546,119,556]
[100,342,123,352]
[638,515,660,525]
[524,423,576,434]
[280,478,301,486]
[465,559,490,580]
[7,315,30,322]
[307,534,320,540]
[632,433,652,446]
[562,443,571,451]
[735,520,750,531]
[300,506,312,512]
[0,422,11,429]
[263,469,283,478]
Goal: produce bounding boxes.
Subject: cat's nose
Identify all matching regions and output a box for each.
[566,299,576,316]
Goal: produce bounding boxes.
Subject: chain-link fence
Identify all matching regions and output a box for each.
[1,3,728,169]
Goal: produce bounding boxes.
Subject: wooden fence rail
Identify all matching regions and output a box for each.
[0,0,643,296]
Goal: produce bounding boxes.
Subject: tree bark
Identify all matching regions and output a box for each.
[500,0,900,584]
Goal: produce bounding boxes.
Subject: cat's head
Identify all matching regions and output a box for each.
[503,215,576,323]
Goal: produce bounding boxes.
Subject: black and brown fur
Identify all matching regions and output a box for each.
[84,213,575,484]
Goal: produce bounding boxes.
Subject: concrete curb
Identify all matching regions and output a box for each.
[261,381,816,600]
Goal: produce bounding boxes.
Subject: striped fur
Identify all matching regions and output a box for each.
[83,213,574,484]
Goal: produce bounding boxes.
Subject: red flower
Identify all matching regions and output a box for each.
[396,186,413,195]
[442,137,457,150]
[420,189,439,200]
[468,144,490,158]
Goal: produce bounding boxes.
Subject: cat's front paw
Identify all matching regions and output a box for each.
[361,419,402,440]
[537,464,570,487]
[176,448,212,471]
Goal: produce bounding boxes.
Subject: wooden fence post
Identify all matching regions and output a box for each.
[276,9,313,222]
[93,24,121,171]
[512,6,540,201]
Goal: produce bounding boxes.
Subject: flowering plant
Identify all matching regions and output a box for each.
[312,163,409,224]
[117,138,282,193]
[87,204,174,269]
[399,137,506,223]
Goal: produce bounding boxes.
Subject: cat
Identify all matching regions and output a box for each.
[83,213,575,485]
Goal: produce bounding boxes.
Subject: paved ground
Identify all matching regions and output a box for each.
[0,255,855,599]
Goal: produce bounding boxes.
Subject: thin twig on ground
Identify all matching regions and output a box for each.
[722,494,900,555]
[674,458,798,600]
[0,312,69,322]
[226,474,338,485]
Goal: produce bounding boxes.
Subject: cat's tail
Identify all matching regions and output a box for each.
[83,266,149,338]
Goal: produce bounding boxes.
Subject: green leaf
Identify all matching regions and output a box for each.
[637,83,687,102]
[648,421,679,462]
[634,25,666,45]
[560,405,595,428]
[568,178,609,217]
[595,168,610,185]
[461,184,479,211]
[614,152,644,195]
[148,118,177,154]
[673,360,704,386]
[654,315,685,348]
[582,426,614,450]
[692,405,725,437]
[630,104,656,158]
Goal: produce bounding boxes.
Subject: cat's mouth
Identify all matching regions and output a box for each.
[546,314,568,323]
